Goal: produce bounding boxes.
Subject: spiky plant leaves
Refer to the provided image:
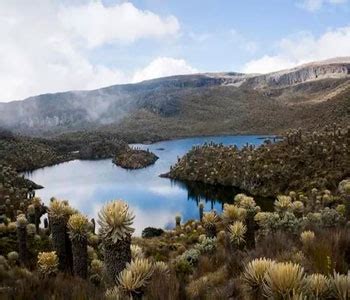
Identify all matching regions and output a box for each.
[300,231,315,248]
[228,221,247,248]
[131,245,144,260]
[242,258,275,298]
[153,261,170,276]
[305,273,330,298]
[263,262,305,299]
[203,212,218,238]
[331,271,350,300]
[98,200,134,284]
[222,204,247,224]
[274,196,292,214]
[68,213,89,241]
[37,251,58,277]
[117,258,154,297]
[98,200,135,243]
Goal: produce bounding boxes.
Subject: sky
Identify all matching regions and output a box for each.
[0,0,350,102]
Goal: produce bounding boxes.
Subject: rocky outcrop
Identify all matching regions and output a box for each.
[244,62,350,89]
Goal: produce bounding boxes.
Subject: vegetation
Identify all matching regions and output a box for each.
[167,126,350,197]
[0,177,349,298]
[1,127,350,298]
[113,147,158,169]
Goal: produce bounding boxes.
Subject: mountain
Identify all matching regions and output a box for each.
[0,57,349,141]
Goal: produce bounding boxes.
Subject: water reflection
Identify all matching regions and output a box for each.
[26,135,270,235]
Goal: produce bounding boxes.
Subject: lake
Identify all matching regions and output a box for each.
[25,135,271,235]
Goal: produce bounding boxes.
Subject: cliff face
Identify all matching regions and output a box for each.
[244,63,350,89]
[0,58,349,138]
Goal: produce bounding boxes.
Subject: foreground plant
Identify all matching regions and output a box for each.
[305,273,330,299]
[116,258,154,299]
[242,258,275,298]
[68,213,89,278]
[98,200,135,283]
[331,271,350,300]
[263,262,305,299]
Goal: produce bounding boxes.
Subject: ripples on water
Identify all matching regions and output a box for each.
[26,135,271,235]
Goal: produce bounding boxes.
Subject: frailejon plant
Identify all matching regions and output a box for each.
[242,258,275,299]
[131,245,144,259]
[49,199,74,272]
[98,200,135,284]
[331,271,350,300]
[228,221,246,250]
[37,251,59,277]
[202,211,218,238]
[222,204,247,224]
[300,230,315,249]
[234,194,260,249]
[263,262,305,299]
[274,196,292,215]
[16,214,28,266]
[68,213,89,279]
[305,273,330,299]
[116,258,154,299]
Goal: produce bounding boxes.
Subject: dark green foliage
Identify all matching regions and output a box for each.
[142,227,164,238]
[113,147,158,169]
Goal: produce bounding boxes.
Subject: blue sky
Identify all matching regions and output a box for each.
[0,0,350,101]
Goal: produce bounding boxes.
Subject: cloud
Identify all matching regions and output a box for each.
[298,0,347,11]
[229,29,258,54]
[243,26,350,74]
[0,1,181,102]
[132,57,198,83]
[59,1,180,48]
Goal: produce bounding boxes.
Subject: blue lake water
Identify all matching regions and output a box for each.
[25,135,270,235]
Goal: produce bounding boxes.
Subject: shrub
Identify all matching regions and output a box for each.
[305,273,330,298]
[331,271,350,300]
[242,258,275,297]
[263,262,305,299]
[37,251,59,277]
[228,221,246,248]
[300,230,315,247]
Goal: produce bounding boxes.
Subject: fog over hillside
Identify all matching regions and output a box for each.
[0,58,349,140]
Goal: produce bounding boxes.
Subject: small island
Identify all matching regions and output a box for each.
[113,148,158,169]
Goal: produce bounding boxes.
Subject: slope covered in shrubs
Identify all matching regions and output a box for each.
[166,125,350,197]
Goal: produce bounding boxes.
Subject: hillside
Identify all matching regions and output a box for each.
[0,58,349,141]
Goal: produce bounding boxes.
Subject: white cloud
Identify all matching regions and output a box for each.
[132,57,198,83]
[59,1,180,48]
[0,1,181,102]
[243,26,350,74]
[298,0,347,12]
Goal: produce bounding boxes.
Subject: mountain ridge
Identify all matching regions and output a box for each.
[0,57,349,140]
